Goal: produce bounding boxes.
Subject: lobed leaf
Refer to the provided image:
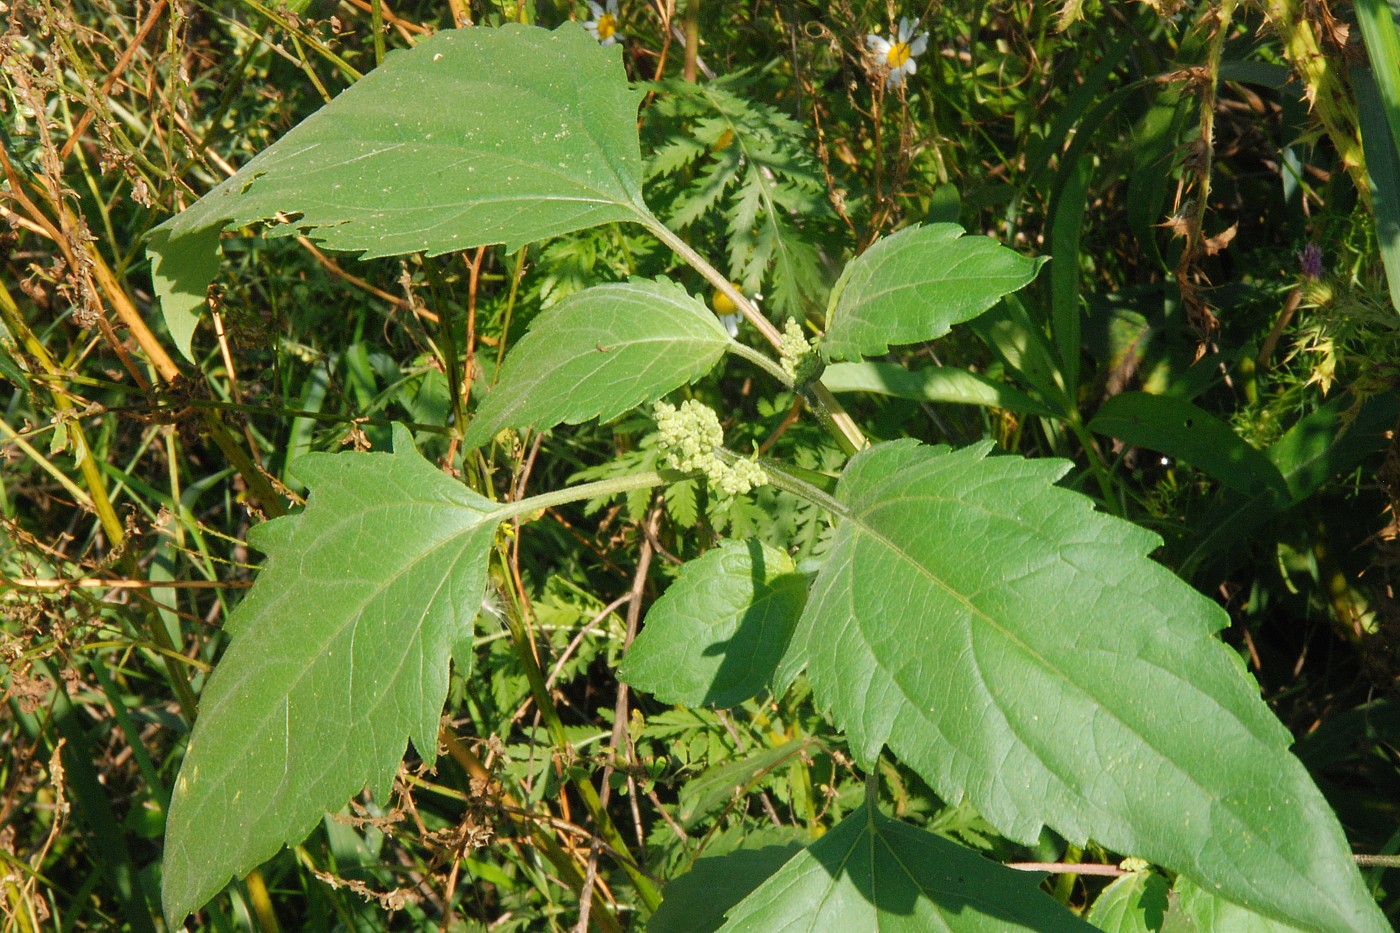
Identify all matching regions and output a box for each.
[716,803,1095,932]
[822,224,1045,362]
[162,425,500,924]
[775,439,1386,932]
[149,24,652,360]
[461,279,731,449]
[621,539,806,707]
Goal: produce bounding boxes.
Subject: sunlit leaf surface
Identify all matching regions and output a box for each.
[716,803,1094,932]
[162,426,499,924]
[463,279,730,448]
[776,439,1386,933]
[621,538,805,707]
[822,224,1044,361]
[150,24,652,359]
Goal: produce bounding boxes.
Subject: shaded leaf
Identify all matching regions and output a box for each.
[1087,872,1171,933]
[463,279,729,448]
[677,738,811,829]
[1354,62,1400,314]
[1088,392,1287,496]
[1178,390,1400,576]
[1163,876,1310,932]
[149,24,652,360]
[823,224,1044,361]
[651,842,806,933]
[621,539,806,707]
[146,226,222,361]
[775,439,1386,933]
[966,295,1071,412]
[163,425,500,924]
[0,340,29,390]
[716,803,1095,932]
[823,360,1058,418]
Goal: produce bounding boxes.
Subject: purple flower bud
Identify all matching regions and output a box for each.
[1298,242,1323,280]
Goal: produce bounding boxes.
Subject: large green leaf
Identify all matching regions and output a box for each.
[1163,876,1309,932]
[822,224,1044,362]
[162,425,499,924]
[620,538,805,707]
[149,24,653,360]
[715,802,1095,931]
[462,279,730,449]
[775,440,1385,933]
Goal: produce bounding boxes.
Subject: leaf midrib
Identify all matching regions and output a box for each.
[834,466,1322,903]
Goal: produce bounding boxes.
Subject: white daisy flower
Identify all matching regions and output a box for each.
[866,16,929,89]
[584,0,622,47]
[711,284,760,339]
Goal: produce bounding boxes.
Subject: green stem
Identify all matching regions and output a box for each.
[498,556,663,914]
[370,0,385,66]
[500,456,849,532]
[726,340,792,386]
[421,258,468,439]
[642,216,867,454]
[1063,413,1120,515]
[734,453,847,518]
[491,470,688,526]
[644,217,784,346]
[864,769,880,812]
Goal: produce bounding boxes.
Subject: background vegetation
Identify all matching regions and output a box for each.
[3,0,1399,929]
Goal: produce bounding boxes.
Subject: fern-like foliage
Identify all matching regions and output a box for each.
[642,73,833,318]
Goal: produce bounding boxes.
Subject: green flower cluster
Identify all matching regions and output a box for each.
[652,400,768,496]
[778,318,824,385]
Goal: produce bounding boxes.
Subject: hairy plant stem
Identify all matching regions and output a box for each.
[1258,0,1369,200]
[492,469,689,525]
[512,452,847,527]
[738,453,847,517]
[642,216,868,455]
[726,340,793,386]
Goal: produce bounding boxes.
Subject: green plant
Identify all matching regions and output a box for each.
[141,21,1389,932]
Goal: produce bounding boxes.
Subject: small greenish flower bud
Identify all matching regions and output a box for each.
[652,400,767,497]
[717,457,768,496]
[778,318,823,385]
[1118,857,1150,874]
[653,400,724,473]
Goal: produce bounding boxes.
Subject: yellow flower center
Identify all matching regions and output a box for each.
[711,282,744,315]
[597,13,617,40]
[886,42,911,69]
